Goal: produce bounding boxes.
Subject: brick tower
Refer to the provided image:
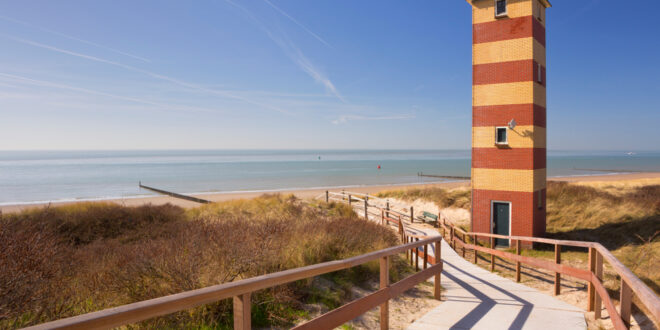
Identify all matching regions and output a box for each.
[467,0,550,246]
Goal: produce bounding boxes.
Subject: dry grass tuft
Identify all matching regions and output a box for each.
[0,195,400,328]
[377,187,471,210]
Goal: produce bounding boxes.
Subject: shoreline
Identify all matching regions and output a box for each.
[1,172,658,214]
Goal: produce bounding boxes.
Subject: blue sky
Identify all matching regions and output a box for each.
[0,0,658,151]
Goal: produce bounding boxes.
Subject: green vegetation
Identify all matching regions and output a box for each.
[0,195,406,328]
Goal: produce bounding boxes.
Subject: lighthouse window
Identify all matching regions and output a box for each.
[495,0,507,17]
[495,127,508,145]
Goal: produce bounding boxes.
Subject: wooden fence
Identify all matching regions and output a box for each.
[438,217,660,330]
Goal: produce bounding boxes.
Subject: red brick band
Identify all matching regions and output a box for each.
[472,189,546,237]
[473,60,545,86]
[472,148,546,170]
[473,15,545,46]
[473,104,546,127]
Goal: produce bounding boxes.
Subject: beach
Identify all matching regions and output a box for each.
[2,172,658,214]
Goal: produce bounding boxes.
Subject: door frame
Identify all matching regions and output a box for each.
[490,200,512,247]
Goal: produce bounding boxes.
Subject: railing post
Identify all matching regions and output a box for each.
[490,237,495,272]
[325,190,329,203]
[424,244,428,270]
[554,244,561,296]
[434,240,442,300]
[473,234,478,264]
[415,238,420,271]
[450,227,454,250]
[516,239,521,282]
[410,206,414,224]
[406,237,410,261]
[594,251,603,320]
[381,209,384,226]
[386,201,390,219]
[461,233,466,258]
[409,237,414,266]
[620,279,632,328]
[588,247,596,312]
[364,197,368,220]
[233,293,251,330]
[380,256,389,330]
[348,194,352,206]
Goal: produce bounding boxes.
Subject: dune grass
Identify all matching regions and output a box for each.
[0,194,404,328]
[376,187,471,210]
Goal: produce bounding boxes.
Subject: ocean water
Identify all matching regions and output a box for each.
[1,150,659,205]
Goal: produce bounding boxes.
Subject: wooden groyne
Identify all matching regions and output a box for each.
[573,168,650,173]
[417,172,470,180]
[138,182,210,204]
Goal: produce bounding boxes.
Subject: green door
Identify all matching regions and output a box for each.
[493,202,510,247]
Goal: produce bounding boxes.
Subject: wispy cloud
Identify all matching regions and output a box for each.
[224,0,344,102]
[0,72,225,114]
[0,14,150,63]
[288,41,345,102]
[262,0,332,48]
[331,114,416,125]
[1,34,290,114]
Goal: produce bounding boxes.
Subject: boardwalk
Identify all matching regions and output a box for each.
[409,239,586,330]
[347,197,587,330]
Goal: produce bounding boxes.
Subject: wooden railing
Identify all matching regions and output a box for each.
[325,191,416,224]
[438,218,660,330]
[25,212,442,330]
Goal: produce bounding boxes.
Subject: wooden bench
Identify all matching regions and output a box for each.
[418,211,439,226]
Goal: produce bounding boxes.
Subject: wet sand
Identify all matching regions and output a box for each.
[1,172,658,214]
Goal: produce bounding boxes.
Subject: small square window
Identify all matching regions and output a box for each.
[495,0,507,17]
[537,65,543,83]
[495,127,508,145]
[538,191,544,209]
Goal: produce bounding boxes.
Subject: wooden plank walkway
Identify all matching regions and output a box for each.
[408,238,586,330]
[351,200,586,330]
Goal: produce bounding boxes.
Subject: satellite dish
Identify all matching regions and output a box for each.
[508,119,517,130]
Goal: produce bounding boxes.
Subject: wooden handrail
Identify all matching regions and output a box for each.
[439,219,660,329]
[328,191,660,328]
[25,234,443,330]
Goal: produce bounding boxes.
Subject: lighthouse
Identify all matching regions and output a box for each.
[466,0,550,246]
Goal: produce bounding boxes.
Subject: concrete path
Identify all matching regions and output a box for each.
[408,237,586,330]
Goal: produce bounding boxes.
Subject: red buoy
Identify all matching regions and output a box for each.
[377,165,381,169]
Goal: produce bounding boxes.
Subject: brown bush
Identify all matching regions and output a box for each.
[0,195,399,328]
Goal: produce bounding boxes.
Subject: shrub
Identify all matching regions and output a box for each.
[0,195,400,328]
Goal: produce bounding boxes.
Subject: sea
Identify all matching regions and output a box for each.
[1,150,659,205]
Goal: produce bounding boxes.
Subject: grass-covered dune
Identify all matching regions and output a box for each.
[0,195,402,329]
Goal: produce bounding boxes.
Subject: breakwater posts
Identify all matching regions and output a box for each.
[138,182,210,204]
[572,168,649,173]
[417,172,471,180]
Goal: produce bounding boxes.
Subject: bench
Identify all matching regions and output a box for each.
[418,211,439,226]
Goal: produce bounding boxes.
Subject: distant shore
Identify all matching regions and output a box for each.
[1,172,658,214]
